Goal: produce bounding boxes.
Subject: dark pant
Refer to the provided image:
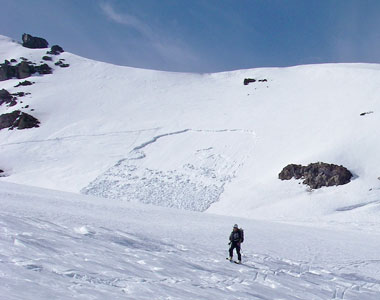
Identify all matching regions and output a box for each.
[229,242,241,261]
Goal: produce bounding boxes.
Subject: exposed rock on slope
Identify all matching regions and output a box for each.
[47,45,64,55]
[22,33,48,49]
[14,80,34,87]
[0,89,16,106]
[279,162,353,189]
[0,110,40,130]
[243,78,268,85]
[0,60,52,81]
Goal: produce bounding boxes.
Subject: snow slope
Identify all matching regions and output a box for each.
[2,181,380,300]
[1,34,380,224]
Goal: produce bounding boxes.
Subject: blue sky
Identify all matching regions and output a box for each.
[1,0,380,72]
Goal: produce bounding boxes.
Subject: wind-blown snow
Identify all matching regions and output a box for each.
[2,182,380,299]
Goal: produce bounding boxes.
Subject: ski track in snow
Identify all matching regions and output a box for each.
[0,127,162,147]
[83,128,255,211]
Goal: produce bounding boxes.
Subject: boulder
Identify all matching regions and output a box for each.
[16,61,33,79]
[0,89,14,105]
[244,78,256,85]
[0,110,40,130]
[42,56,52,61]
[47,45,64,55]
[0,63,16,81]
[279,162,353,189]
[35,63,52,74]
[22,33,49,49]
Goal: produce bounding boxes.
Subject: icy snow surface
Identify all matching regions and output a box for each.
[2,182,380,300]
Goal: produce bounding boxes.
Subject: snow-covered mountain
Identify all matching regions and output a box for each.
[1,34,380,224]
[1,34,380,299]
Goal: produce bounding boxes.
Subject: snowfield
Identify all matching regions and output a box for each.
[1,35,380,299]
[1,34,380,222]
[2,182,380,300]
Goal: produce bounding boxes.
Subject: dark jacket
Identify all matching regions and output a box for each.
[229,229,244,243]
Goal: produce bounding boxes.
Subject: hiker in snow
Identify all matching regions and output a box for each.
[228,224,244,263]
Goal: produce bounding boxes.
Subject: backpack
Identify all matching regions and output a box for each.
[239,228,244,243]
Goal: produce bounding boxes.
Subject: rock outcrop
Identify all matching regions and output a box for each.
[279,162,353,189]
[0,60,52,81]
[0,62,16,81]
[47,45,64,55]
[0,110,40,130]
[22,33,48,49]
[244,78,256,85]
[16,61,33,79]
[0,89,15,106]
[35,63,53,74]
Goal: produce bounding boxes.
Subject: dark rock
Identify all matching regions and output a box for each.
[0,169,3,173]
[16,61,33,79]
[244,78,256,85]
[14,80,34,87]
[0,89,15,105]
[35,63,52,74]
[10,59,17,63]
[0,110,40,130]
[360,111,374,116]
[20,57,28,61]
[1,58,53,81]
[0,63,16,81]
[279,162,353,189]
[42,56,52,61]
[0,111,19,129]
[17,112,40,129]
[12,92,30,97]
[8,100,17,107]
[278,164,304,180]
[47,45,64,55]
[244,78,268,85]
[25,105,29,108]
[22,33,49,49]
[54,60,69,68]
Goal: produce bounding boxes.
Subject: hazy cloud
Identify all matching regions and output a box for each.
[100,2,198,69]
[100,2,153,39]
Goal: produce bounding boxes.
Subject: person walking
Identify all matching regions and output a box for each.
[228,224,244,263]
